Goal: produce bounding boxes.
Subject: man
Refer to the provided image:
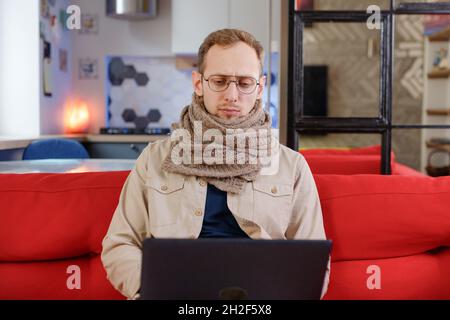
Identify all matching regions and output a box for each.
[101,29,329,299]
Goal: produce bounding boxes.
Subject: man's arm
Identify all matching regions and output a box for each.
[101,146,150,299]
[285,156,330,299]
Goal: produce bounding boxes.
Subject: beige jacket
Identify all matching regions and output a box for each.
[101,137,330,299]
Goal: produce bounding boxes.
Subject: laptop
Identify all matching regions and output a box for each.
[140,238,332,300]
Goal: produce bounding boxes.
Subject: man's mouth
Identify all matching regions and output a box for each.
[219,107,240,116]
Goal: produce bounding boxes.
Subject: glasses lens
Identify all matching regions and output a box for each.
[206,75,258,93]
[208,76,228,91]
[237,77,257,93]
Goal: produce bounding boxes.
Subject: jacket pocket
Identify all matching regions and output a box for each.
[145,175,185,226]
[252,181,293,235]
[252,182,293,197]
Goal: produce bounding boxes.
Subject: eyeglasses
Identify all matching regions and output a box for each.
[202,75,260,94]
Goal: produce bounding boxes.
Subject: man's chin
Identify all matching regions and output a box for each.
[218,114,241,120]
[217,110,242,120]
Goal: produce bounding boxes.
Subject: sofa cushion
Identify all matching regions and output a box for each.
[0,171,130,261]
[303,154,386,174]
[300,145,397,174]
[300,144,383,155]
[324,247,450,300]
[314,174,450,261]
[394,163,426,177]
[300,144,426,176]
[0,255,125,299]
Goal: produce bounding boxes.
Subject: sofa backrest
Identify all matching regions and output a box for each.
[314,174,450,261]
[1,171,448,299]
[300,144,398,175]
[0,171,130,299]
[315,174,450,300]
[300,144,384,156]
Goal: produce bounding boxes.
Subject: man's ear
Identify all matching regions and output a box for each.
[192,71,203,96]
[256,75,266,100]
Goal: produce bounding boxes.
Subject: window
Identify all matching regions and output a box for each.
[288,0,450,174]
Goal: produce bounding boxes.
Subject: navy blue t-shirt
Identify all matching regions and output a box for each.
[199,184,249,238]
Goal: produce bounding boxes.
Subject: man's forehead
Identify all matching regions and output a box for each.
[203,43,261,76]
[207,72,258,78]
[203,64,260,78]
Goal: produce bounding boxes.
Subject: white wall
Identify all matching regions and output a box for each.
[271,0,281,48]
[71,0,173,133]
[0,0,40,136]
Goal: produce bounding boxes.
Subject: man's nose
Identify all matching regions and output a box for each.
[224,81,239,101]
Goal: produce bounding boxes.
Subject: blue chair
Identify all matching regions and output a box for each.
[22,139,90,160]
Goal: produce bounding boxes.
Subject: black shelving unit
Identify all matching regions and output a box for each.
[288,1,450,174]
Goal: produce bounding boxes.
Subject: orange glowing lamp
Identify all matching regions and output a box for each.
[65,101,90,133]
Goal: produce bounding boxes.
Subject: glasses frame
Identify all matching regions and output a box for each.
[202,74,261,94]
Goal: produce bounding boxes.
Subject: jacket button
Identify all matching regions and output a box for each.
[198,180,206,187]
[160,185,168,191]
[271,186,278,194]
[194,209,203,216]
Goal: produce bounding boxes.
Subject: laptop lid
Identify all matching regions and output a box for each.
[140,238,331,300]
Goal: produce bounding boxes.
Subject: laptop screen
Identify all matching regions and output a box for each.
[140,238,331,300]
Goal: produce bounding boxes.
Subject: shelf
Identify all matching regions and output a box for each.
[426,140,450,153]
[428,26,450,42]
[426,108,450,116]
[398,3,450,15]
[427,68,450,79]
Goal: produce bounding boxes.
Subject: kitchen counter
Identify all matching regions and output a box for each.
[0,134,168,151]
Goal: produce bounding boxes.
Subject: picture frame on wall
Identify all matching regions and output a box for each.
[59,49,68,72]
[79,14,99,34]
[40,0,50,19]
[79,58,98,79]
[43,40,53,97]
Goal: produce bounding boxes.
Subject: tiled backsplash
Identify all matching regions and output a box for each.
[106,56,193,129]
[106,54,279,130]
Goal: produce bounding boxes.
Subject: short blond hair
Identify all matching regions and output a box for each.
[197,28,264,75]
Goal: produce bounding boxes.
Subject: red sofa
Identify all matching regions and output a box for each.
[1,169,449,299]
[300,144,426,176]
[316,174,450,299]
[0,171,128,300]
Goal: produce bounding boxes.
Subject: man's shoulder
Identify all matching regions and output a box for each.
[136,137,172,170]
[277,143,311,181]
[278,143,306,166]
[256,142,306,183]
[141,137,172,158]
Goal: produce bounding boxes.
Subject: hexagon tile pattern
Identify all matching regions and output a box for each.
[122,108,137,122]
[106,57,194,130]
[135,72,149,86]
[122,108,161,129]
[123,65,137,79]
[147,109,162,122]
[108,57,150,87]
[108,57,125,86]
[134,116,151,130]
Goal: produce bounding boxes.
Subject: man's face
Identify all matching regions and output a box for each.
[192,42,265,120]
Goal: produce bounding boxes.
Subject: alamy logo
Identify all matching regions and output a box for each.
[366,265,381,290]
[66,265,81,290]
[367,5,381,30]
[66,5,81,30]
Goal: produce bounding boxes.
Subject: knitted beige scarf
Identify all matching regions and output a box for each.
[162,94,272,194]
